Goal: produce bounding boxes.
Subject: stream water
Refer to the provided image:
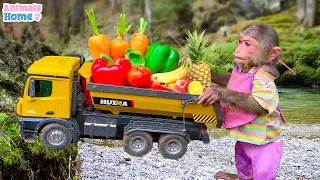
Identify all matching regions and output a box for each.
[278,87,320,124]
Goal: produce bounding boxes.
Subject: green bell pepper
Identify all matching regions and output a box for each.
[144,42,179,74]
[161,48,179,73]
[125,48,145,66]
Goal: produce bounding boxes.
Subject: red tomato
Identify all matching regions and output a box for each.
[126,65,151,88]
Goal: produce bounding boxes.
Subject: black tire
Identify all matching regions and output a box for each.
[40,123,72,150]
[123,131,153,157]
[158,134,187,160]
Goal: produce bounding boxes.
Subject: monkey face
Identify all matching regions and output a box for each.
[234,35,259,66]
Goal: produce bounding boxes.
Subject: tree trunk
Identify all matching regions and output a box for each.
[71,0,85,36]
[297,0,306,21]
[47,0,63,37]
[63,0,72,43]
[117,0,122,12]
[315,0,320,25]
[145,0,152,31]
[302,0,316,27]
[111,0,116,13]
[3,23,16,40]
[0,23,4,39]
[31,22,45,42]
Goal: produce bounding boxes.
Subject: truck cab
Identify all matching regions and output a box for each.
[17,55,81,147]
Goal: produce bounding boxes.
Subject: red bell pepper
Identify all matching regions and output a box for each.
[114,57,131,74]
[91,54,131,86]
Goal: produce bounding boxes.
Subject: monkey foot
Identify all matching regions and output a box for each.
[214,171,239,180]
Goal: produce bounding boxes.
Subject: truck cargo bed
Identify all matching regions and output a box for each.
[86,83,223,127]
[79,61,223,127]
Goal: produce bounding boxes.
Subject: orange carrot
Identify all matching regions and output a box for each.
[110,14,131,59]
[129,17,149,56]
[86,9,110,61]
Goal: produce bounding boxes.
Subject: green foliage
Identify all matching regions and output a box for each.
[294,44,320,67]
[191,0,236,32]
[0,114,78,179]
[204,41,237,72]
[256,14,297,24]
[0,136,25,166]
[278,43,320,86]
[151,0,189,20]
[217,16,228,26]
[27,138,77,162]
[0,115,25,167]
[278,64,316,87]
[0,113,8,121]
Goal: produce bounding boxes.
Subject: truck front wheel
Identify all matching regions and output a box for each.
[158,134,187,160]
[123,131,153,157]
[40,123,72,150]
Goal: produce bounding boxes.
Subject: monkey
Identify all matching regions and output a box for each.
[200,23,283,114]
[197,23,296,180]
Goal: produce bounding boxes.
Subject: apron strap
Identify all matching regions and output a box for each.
[276,106,286,124]
[276,59,296,75]
[250,65,263,90]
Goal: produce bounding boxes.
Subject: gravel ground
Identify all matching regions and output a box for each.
[78,124,320,180]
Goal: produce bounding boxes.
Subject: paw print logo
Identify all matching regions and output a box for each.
[33,13,42,22]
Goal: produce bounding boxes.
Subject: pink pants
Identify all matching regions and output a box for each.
[235,140,283,180]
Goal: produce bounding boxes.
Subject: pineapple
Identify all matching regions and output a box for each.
[186,30,211,91]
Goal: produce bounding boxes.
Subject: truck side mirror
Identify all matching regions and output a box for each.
[28,79,36,97]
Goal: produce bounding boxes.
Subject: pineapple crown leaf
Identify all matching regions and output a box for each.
[185,29,210,63]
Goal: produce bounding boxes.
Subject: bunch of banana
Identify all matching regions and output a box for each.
[151,61,190,83]
[160,82,176,91]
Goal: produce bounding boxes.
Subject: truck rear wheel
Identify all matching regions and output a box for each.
[123,131,153,157]
[40,123,72,150]
[158,134,187,160]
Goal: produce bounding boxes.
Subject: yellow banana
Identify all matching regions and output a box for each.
[161,82,176,91]
[151,62,185,79]
[155,64,189,83]
[151,61,187,79]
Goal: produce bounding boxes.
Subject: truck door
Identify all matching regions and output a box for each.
[22,76,58,118]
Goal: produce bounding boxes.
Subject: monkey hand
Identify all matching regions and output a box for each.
[197,87,220,106]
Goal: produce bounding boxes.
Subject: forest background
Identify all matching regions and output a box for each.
[0,0,319,179]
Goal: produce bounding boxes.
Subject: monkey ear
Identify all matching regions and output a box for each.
[269,47,281,61]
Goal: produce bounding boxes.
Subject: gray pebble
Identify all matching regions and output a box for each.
[78,124,320,180]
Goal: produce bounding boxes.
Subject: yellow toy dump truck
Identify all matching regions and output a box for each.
[17,54,223,159]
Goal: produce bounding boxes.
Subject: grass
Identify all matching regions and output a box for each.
[0,113,79,179]
[82,139,124,148]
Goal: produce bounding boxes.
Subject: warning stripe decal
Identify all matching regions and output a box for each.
[193,114,217,123]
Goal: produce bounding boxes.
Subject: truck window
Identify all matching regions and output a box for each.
[32,80,53,97]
